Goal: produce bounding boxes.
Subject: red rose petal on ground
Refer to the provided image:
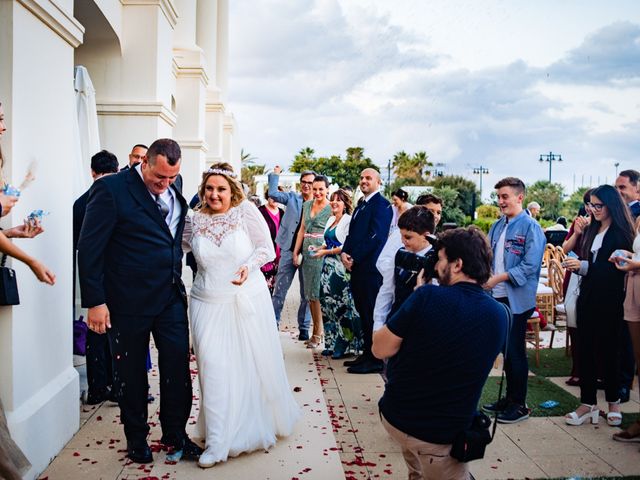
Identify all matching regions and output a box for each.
[72,452,80,457]
[293,386,302,392]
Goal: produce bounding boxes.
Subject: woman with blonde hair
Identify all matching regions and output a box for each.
[183,163,299,468]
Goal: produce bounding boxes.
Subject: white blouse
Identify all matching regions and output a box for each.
[323,214,352,245]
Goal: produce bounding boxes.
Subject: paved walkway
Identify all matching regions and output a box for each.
[42,278,640,479]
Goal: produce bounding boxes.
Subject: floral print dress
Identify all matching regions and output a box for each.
[320,226,362,357]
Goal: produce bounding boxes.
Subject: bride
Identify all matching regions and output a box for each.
[183,163,300,468]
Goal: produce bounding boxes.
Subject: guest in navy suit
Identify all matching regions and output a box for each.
[341,168,392,374]
[73,150,119,405]
[78,139,201,464]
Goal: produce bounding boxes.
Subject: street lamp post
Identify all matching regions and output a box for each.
[614,162,620,178]
[539,151,562,182]
[473,166,489,200]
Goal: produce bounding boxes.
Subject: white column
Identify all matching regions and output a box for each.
[76,0,179,163]
[196,0,218,87]
[0,1,82,477]
[173,0,197,48]
[215,0,229,100]
[174,0,208,201]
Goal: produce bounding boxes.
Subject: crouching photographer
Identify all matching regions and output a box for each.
[372,227,508,480]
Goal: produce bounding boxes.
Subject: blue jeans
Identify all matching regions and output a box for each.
[271,249,311,332]
[498,298,534,406]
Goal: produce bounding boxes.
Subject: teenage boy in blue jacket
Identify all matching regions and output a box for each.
[484,177,545,423]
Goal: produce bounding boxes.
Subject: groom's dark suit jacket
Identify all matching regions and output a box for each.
[78,168,188,317]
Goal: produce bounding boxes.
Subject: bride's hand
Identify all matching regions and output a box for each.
[231,265,249,285]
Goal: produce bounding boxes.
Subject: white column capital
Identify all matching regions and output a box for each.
[121,0,178,28]
[17,0,84,47]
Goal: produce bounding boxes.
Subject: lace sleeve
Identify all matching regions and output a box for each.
[240,201,276,271]
[182,214,193,253]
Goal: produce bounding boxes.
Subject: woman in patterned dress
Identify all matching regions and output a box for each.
[311,189,362,358]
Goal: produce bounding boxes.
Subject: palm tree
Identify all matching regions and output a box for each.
[413,151,432,178]
[296,147,315,162]
[240,148,256,166]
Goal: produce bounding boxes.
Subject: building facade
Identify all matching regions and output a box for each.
[0,1,238,477]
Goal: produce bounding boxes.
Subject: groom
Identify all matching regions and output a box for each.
[78,138,201,463]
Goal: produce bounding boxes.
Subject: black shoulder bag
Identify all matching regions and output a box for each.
[450,302,512,462]
[0,254,20,305]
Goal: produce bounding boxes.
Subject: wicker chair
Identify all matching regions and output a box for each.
[548,258,570,355]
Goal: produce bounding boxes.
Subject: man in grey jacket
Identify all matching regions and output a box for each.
[268,166,314,339]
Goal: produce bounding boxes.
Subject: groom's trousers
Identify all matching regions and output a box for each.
[107,290,192,445]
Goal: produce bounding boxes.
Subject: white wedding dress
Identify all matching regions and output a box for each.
[183,200,300,465]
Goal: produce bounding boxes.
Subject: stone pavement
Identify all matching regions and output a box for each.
[42,277,640,479]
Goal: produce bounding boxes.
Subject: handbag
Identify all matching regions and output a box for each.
[450,302,511,463]
[73,315,88,356]
[564,273,580,328]
[0,254,20,305]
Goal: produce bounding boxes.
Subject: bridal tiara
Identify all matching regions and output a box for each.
[207,168,237,178]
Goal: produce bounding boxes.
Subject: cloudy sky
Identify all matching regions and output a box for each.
[228,0,640,196]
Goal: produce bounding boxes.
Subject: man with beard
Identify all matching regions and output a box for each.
[373,227,508,480]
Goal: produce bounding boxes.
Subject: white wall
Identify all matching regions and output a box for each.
[0,1,83,478]
[0,0,239,476]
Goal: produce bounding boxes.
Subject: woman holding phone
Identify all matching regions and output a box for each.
[561,189,594,386]
[563,185,633,427]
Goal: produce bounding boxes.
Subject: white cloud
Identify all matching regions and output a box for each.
[228,0,640,193]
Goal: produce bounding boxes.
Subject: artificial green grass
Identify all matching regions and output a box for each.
[527,347,572,378]
[622,411,640,429]
[480,375,580,417]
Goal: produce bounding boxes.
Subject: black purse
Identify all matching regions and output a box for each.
[450,303,512,462]
[0,254,20,305]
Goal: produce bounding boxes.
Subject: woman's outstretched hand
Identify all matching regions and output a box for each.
[28,259,55,285]
[232,265,248,285]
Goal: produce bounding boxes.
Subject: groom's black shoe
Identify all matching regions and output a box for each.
[182,438,204,459]
[162,435,204,460]
[127,441,153,464]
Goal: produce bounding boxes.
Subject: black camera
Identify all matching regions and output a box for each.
[394,234,439,280]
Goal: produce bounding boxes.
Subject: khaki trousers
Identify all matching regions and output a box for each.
[381,414,469,480]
